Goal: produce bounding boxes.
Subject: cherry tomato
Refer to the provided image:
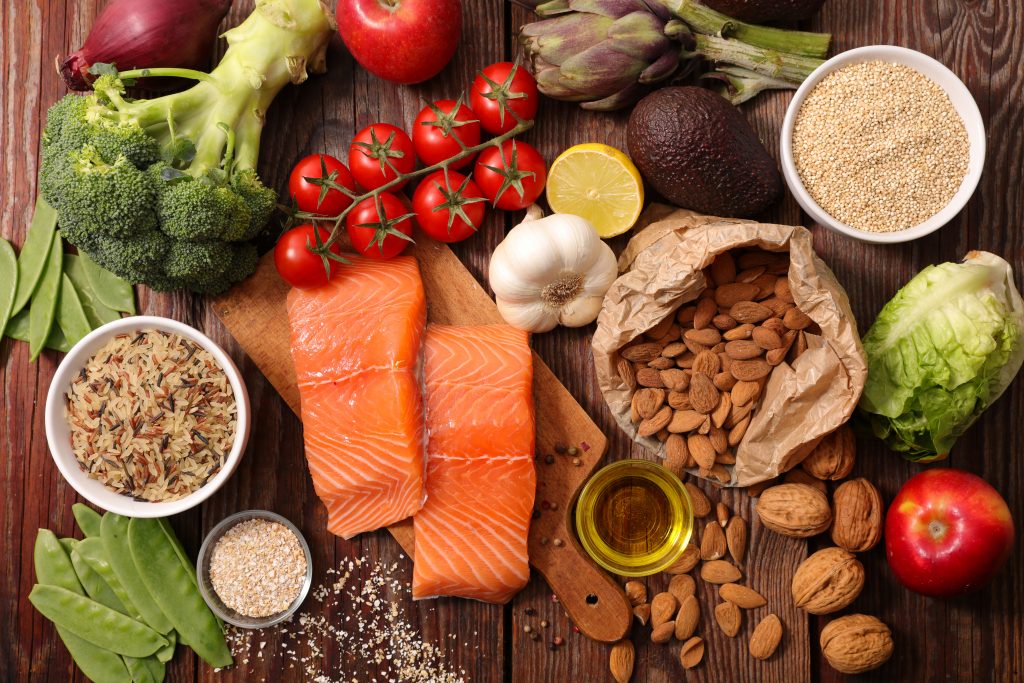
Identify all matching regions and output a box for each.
[348,123,416,191]
[474,140,547,211]
[412,99,481,169]
[346,192,416,259]
[470,62,539,135]
[275,224,344,289]
[412,171,486,243]
[288,154,356,216]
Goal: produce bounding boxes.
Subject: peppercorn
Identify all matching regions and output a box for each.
[554,443,568,454]
[525,607,536,616]
[544,454,555,465]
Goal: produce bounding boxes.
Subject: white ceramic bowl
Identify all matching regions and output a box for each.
[780,45,986,244]
[45,316,251,518]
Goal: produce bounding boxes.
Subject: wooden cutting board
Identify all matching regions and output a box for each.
[211,237,632,643]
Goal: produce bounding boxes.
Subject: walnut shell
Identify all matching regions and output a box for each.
[820,614,894,674]
[755,483,832,537]
[831,478,883,552]
[792,547,864,614]
[801,425,855,480]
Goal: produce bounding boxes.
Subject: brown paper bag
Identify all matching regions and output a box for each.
[593,207,868,486]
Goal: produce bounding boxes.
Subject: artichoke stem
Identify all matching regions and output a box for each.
[691,34,824,85]
[664,0,832,59]
[702,66,797,105]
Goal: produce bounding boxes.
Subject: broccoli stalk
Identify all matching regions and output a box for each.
[39,0,334,294]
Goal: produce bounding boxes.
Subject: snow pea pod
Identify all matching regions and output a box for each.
[11,196,58,317]
[29,584,168,657]
[73,502,103,538]
[0,238,17,337]
[128,518,232,668]
[125,655,165,683]
[57,273,93,346]
[28,237,62,361]
[64,253,121,328]
[76,537,142,620]
[4,309,71,352]
[101,513,174,634]
[155,630,176,663]
[71,546,129,615]
[33,530,131,683]
[81,250,136,314]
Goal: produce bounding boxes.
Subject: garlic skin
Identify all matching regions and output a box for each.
[489,206,618,333]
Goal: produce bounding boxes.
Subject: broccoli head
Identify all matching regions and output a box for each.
[36,0,335,294]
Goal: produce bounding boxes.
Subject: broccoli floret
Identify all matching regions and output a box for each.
[35,0,335,294]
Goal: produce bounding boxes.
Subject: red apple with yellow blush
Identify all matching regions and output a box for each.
[886,468,1014,597]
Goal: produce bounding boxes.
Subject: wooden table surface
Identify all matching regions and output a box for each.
[3,1,1023,681]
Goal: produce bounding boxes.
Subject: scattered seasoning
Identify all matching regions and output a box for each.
[580,441,591,452]
[532,508,542,520]
[540,620,549,628]
[65,329,237,502]
[554,443,568,454]
[553,538,565,548]
[209,519,307,618]
[525,607,536,616]
[523,625,532,633]
[572,458,582,467]
[530,631,540,642]
[540,537,549,546]
[792,60,969,232]
[551,593,560,603]
[567,446,579,456]
[553,636,564,646]
[544,454,556,465]
[549,502,559,511]
[541,500,551,510]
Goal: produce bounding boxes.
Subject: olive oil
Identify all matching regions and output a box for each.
[575,460,694,577]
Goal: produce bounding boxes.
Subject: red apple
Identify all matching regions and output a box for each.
[886,468,1014,597]
[336,0,461,84]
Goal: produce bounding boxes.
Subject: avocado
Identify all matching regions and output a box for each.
[626,87,781,218]
[702,0,826,24]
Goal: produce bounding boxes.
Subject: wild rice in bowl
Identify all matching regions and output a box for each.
[65,329,236,502]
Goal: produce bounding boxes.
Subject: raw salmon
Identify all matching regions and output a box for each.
[413,324,535,603]
[287,255,426,539]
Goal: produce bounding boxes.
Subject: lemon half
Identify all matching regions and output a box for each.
[546,143,644,238]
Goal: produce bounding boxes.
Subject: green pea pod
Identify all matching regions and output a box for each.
[11,196,58,317]
[76,537,142,621]
[0,238,17,337]
[60,537,79,555]
[80,250,136,315]
[101,513,173,634]
[29,584,168,657]
[64,254,121,328]
[155,630,176,663]
[125,655,165,683]
[71,547,129,615]
[4,309,71,352]
[33,531,132,683]
[128,518,232,668]
[28,237,63,361]
[73,503,103,538]
[57,273,93,346]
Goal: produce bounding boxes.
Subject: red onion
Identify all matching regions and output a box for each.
[60,0,232,91]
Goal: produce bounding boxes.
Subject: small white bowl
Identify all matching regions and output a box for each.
[780,45,986,244]
[45,316,251,518]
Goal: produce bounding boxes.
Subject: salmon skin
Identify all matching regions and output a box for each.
[287,255,427,539]
[413,324,535,603]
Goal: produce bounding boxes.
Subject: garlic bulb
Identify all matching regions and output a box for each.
[488,205,618,333]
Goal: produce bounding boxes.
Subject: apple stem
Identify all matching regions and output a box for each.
[928,519,947,540]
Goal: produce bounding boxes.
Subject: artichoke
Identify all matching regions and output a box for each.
[518,0,831,109]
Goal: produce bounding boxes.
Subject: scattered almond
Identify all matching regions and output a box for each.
[632,603,651,626]
[715,502,730,527]
[674,594,700,641]
[715,601,742,637]
[725,516,747,564]
[651,622,675,644]
[668,574,696,604]
[700,521,727,561]
[650,592,678,627]
[609,640,635,683]
[700,560,742,584]
[684,483,711,517]
[749,614,783,660]
[719,583,766,609]
[687,434,717,470]
[625,580,647,607]
[679,636,705,669]
[666,544,701,574]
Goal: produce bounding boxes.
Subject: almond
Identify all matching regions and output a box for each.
[831,478,883,553]
[727,414,752,447]
[684,482,712,517]
[685,328,722,346]
[625,580,647,607]
[705,463,732,484]
[762,316,787,336]
[793,330,809,358]
[673,594,700,641]
[689,373,719,414]
[693,298,718,330]
[709,252,737,286]
[661,341,688,358]
[679,636,705,669]
[676,305,697,326]
[719,583,766,608]
[687,434,717,470]
[712,313,738,331]
[730,358,771,381]
[691,350,720,377]
[749,614,783,660]
[668,574,696,604]
[651,622,675,644]
[653,323,682,345]
[617,358,637,390]
[735,265,766,283]
[630,392,641,423]
[666,543,700,574]
[709,426,728,454]
[609,640,635,683]
[752,326,783,350]
[621,342,663,363]
[647,356,674,370]
[802,426,856,480]
[668,410,704,434]
[725,339,763,360]
[632,603,651,625]
[751,273,779,299]
[638,406,672,437]
[684,337,710,356]
[766,334,795,365]
[715,283,760,307]
[730,380,761,407]
[783,306,812,330]
[635,367,665,388]
[820,614,893,675]
[737,250,781,270]
[727,399,755,428]
[667,391,691,411]
[713,371,737,391]
[700,520,727,561]
[700,560,742,584]
[756,483,832,537]
[792,547,864,614]
[659,368,690,392]
[709,392,731,428]
[715,601,742,637]
[650,592,678,628]
[726,516,747,563]
[775,277,794,303]
[665,435,692,475]
[675,352,696,369]
[715,449,736,465]
[633,387,665,419]
[723,323,754,340]
[714,502,729,527]
[646,315,675,340]
[730,301,773,324]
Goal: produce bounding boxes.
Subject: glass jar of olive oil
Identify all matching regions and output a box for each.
[575,460,694,577]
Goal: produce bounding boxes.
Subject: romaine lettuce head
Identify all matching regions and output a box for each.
[859,251,1024,461]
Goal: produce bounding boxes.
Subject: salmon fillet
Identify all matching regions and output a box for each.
[413,324,535,603]
[287,256,427,539]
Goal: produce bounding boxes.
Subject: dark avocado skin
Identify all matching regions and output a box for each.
[703,0,826,23]
[626,87,782,218]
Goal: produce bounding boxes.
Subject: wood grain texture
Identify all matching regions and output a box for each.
[3,0,1024,681]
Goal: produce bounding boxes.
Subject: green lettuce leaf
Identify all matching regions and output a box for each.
[859,251,1024,461]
